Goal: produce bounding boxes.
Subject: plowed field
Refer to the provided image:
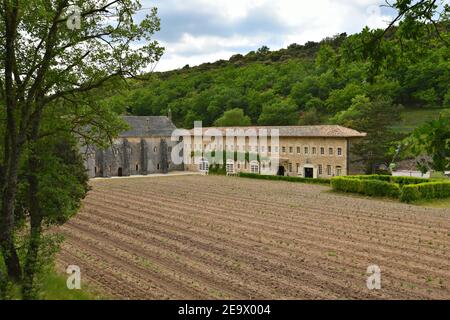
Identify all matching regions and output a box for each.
[56,175,450,299]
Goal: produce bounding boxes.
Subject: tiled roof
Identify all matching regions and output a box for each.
[120,116,177,137]
[191,125,367,138]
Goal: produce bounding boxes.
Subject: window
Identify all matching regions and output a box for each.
[297,147,301,154]
[288,163,293,172]
[327,165,332,176]
[318,165,323,175]
[250,161,260,174]
[336,166,342,176]
[296,163,300,173]
[199,158,209,172]
[282,146,286,153]
[337,148,342,156]
[154,146,158,153]
[261,146,265,153]
[304,147,309,154]
[135,164,139,171]
[94,167,97,174]
[275,146,279,153]
[226,160,234,174]
[268,146,272,153]
[289,147,293,154]
[320,147,325,155]
[329,147,334,155]
[157,163,161,170]
[312,147,317,155]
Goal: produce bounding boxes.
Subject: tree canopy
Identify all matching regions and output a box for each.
[0,0,162,298]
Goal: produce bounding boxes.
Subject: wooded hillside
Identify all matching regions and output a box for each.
[106,25,449,130]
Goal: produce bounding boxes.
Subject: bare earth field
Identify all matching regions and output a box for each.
[56,175,450,299]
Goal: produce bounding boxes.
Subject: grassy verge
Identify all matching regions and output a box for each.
[415,198,450,208]
[37,270,103,300]
[392,108,450,133]
[1,268,104,300]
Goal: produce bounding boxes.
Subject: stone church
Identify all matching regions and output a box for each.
[84,116,183,178]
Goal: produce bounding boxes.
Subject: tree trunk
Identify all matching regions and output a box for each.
[0,149,23,282]
[22,108,44,299]
[22,150,43,298]
[22,215,43,299]
[0,0,22,282]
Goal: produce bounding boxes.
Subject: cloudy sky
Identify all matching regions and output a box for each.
[141,0,396,71]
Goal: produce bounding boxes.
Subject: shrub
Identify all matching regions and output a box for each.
[331,177,360,193]
[349,175,392,182]
[390,176,431,186]
[400,181,450,203]
[400,185,421,203]
[209,164,226,175]
[239,173,331,185]
[331,177,400,198]
[348,175,431,186]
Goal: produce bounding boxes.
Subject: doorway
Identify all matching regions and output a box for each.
[277,166,285,176]
[118,167,123,177]
[304,167,314,178]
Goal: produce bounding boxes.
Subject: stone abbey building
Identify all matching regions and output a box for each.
[185,125,366,178]
[84,116,366,179]
[84,116,184,178]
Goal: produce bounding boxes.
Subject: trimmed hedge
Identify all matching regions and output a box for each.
[208,164,226,175]
[348,175,431,186]
[332,176,450,203]
[239,173,331,185]
[400,181,450,203]
[331,177,401,198]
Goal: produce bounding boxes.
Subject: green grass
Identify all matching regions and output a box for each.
[431,172,450,180]
[37,271,103,300]
[392,108,450,133]
[415,198,450,208]
[1,269,104,300]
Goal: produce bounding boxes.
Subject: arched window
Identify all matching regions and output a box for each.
[250,161,260,174]
[199,158,209,172]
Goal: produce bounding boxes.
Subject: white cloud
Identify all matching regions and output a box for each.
[142,0,394,71]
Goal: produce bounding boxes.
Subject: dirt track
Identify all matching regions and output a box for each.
[56,175,450,299]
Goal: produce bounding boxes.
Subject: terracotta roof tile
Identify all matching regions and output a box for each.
[191,125,366,138]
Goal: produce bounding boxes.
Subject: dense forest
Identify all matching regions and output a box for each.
[106,26,449,131]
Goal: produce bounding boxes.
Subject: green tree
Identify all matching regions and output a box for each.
[258,100,298,126]
[405,112,450,171]
[214,108,251,127]
[0,0,162,294]
[326,83,366,112]
[332,95,403,173]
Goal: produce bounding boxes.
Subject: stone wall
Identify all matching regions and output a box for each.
[86,136,184,178]
[185,136,363,178]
